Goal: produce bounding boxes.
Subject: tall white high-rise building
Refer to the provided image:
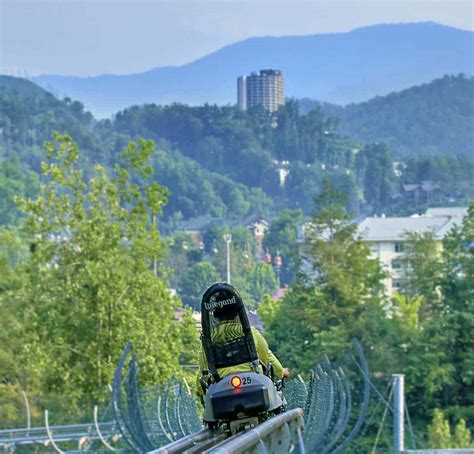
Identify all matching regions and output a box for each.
[237,69,284,112]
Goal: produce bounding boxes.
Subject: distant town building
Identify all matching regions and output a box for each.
[402,181,441,205]
[247,218,270,257]
[272,285,290,302]
[237,76,247,110]
[297,207,467,294]
[358,207,467,293]
[237,69,285,112]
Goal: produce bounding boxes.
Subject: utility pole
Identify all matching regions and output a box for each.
[223,234,232,284]
[393,374,405,454]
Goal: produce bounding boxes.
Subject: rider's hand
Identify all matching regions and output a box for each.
[283,368,291,379]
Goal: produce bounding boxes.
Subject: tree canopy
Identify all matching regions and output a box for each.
[0,136,196,426]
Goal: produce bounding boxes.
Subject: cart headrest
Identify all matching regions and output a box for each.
[201,283,243,315]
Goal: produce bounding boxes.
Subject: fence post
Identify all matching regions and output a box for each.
[393,374,405,454]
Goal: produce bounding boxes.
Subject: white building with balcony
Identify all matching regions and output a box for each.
[357,208,467,293]
[296,208,467,293]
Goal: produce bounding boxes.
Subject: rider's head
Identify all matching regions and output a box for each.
[214,303,239,321]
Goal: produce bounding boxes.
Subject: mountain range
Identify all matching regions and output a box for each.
[32,22,474,118]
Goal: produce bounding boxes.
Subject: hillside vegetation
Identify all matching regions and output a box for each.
[319,75,474,158]
[0,77,273,225]
[1,76,472,229]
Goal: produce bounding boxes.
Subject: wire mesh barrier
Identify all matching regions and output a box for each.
[345,370,423,453]
[283,340,370,454]
[111,339,371,453]
[0,339,376,453]
[112,342,202,452]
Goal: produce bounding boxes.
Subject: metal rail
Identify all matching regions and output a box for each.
[149,408,305,454]
[209,408,304,454]
[0,421,118,446]
[149,428,227,453]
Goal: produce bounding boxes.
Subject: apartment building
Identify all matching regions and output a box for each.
[237,69,284,112]
[358,207,467,293]
[296,207,467,294]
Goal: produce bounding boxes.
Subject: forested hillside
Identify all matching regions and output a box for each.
[0,77,273,225]
[0,75,98,171]
[1,75,472,229]
[301,75,474,158]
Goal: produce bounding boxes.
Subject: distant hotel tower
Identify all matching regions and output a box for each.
[237,69,285,112]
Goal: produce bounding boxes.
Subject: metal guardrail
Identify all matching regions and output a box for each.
[149,408,305,454]
[210,408,305,454]
[0,422,118,445]
[149,429,227,453]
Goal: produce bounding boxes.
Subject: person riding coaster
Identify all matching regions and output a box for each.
[196,283,290,433]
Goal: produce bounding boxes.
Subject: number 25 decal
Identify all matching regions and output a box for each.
[242,377,252,385]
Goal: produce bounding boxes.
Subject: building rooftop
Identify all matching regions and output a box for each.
[358,214,464,242]
[259,69,282,76]
[248,311,265,332]
[425,207,468,217]
[272,285,290,302]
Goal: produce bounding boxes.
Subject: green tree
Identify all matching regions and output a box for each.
[266,179,386,370]
[437,204,474,420]
[249,262,279,304]
[400,231,443,318]
[359,143,395,213]
[0,230,35,428]
[263,208,303,284]
[390,207,473,431]
[229,226,257,256]
[0,157,38,226]
[427,409,452,449]
[257,294,281,329]
[179,261,221,309]
[391,293,423,329]
[454,419,472,448]
[179,308,201,366]
[15,134,181,404]
[305,179,386,328]
[426,411,473,449]
[165,231,202,288]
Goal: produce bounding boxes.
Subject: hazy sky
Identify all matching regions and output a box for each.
[1,0,473,76]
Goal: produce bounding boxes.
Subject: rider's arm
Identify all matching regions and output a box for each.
[251,327,284,379]
[195,351,207,396]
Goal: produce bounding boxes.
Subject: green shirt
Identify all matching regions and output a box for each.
[196,320,284,395]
